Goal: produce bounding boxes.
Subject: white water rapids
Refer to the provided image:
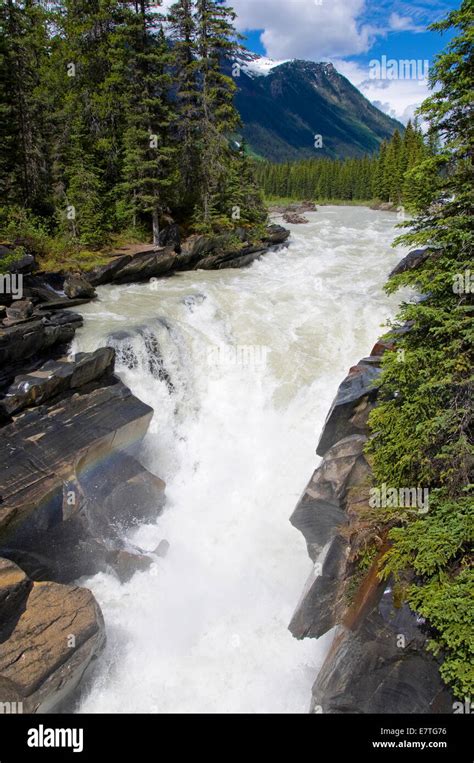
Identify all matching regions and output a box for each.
[71,206,406,714]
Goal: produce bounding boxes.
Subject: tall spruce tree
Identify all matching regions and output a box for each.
[193,0,240,228]
[120,2,177,243]
[0,0,52,214]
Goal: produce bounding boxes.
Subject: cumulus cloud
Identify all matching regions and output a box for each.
[233,0,375,59]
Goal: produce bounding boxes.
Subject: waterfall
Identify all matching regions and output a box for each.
[70,206,405,713]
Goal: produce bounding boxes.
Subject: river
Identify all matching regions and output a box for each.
[71,206,405,713]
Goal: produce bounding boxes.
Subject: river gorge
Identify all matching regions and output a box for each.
[66,206,407,713]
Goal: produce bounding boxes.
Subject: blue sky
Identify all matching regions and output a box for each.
[230,0,461,123]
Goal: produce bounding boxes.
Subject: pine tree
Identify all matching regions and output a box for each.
[0,0,52,214]
[52,0,127,245]
[120,3,177,243]
[369,0,474,699]
[193,0,241,229]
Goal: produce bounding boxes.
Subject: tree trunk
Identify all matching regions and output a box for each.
[152,208,160,245]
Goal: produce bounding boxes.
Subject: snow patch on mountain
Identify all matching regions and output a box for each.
[238,53,291,78]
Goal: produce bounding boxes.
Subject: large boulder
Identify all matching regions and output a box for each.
[316,358,381,457]
[0,559,105,713]
[158,224,181,253]
[1,448,165,584]
[283,213,309,224]
[264,224,291,245]
[4,300,34,325]
[63,274,97,300]
[88,254,133,286]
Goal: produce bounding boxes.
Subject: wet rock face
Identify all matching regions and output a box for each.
[311,588,453,715]
[290,347,454,714]
[289,435,371,639]
[0,378,154,545]
[291,435,370,561]
[0,559,105,713]
[316,358,381,457]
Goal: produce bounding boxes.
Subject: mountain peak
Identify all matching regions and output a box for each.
[231,51,403,162]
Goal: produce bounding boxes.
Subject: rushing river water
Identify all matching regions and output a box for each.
[71,206,406,714]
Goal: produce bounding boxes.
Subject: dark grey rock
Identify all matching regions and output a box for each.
[311,588,454,714]
[106,549,153,583]
[0,348,115,417]
[289,534,350,639]
[291,435,369,560]
[63,274,97,300]
[5,300,33,324]
[158,223,181,253]
[389,248,431,278]
[0,379,154,545]
[154,539,170,558]
[264,224,291,245]
[316,360,381,457]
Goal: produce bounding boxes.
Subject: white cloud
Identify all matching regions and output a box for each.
[158,0,432,124]
[389,12,425,33]
[332,58,430,124]
[233,0,375,59]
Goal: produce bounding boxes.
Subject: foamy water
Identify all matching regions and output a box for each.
[71,206,406,714]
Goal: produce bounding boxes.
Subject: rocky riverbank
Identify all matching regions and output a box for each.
[288,248,453,714]
[0,223,290,713]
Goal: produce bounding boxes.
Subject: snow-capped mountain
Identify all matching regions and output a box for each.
[226,53,403,162]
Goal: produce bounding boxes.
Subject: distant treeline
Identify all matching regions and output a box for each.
[254,121,431,205]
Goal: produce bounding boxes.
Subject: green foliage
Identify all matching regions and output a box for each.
[0,0,266,250]
[255,122,427,203]
[367,0,474,698]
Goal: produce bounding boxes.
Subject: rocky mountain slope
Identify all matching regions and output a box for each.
[229,53,403,162]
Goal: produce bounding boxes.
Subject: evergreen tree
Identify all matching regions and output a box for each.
[0,0,52,213]
[120,3,177,242]
[368,0,474,698]
[193,0,240,228]
[167,0,201,212]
